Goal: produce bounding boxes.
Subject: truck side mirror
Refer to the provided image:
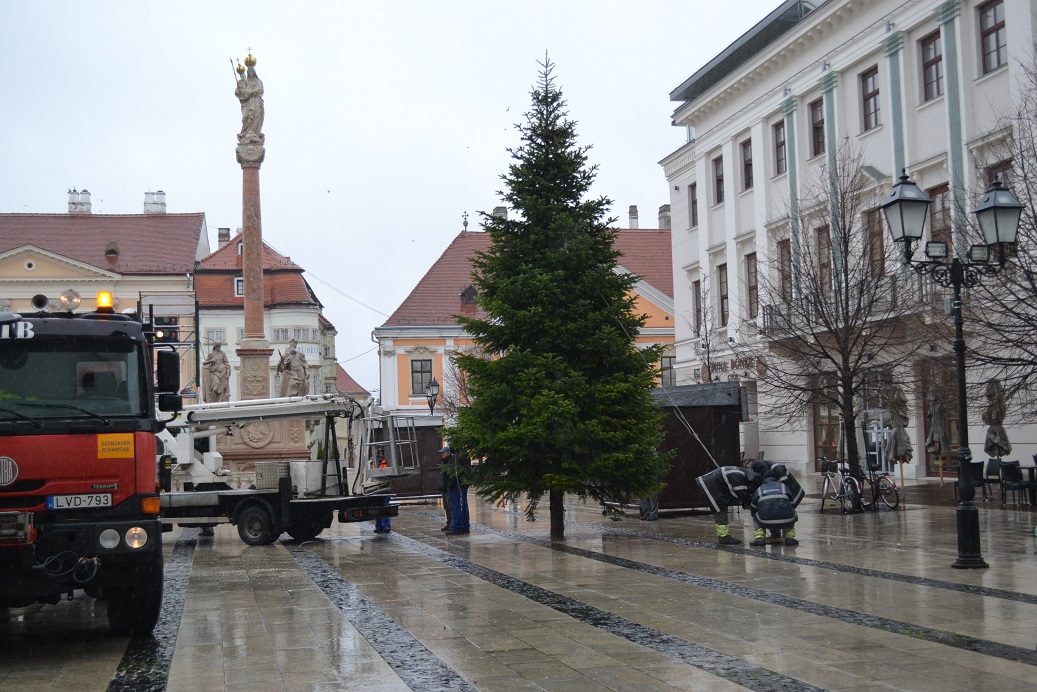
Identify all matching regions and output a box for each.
[155,350,183,413]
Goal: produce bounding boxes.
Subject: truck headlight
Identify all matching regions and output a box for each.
[99,528,121,549]
[124,526,149,549]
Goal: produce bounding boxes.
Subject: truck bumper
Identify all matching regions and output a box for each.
[0,517,163,602]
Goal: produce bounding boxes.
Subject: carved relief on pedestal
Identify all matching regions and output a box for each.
[289,420,305,444]
[241,359,268,398]
[241,421,275,449]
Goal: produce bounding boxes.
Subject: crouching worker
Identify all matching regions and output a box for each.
[696,465,760,545]
[750,467,802,546]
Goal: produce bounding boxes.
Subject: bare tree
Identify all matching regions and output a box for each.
[964,61,1037,418]
[682,284,725,384]
[750,144,937,476]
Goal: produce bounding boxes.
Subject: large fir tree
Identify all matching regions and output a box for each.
[452,59,668,538]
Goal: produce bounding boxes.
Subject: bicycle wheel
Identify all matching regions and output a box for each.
[820,476,830,513]
[840,477,861,513]
[877,476,899,509]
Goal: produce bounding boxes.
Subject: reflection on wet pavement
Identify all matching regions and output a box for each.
[2,479,1036,691]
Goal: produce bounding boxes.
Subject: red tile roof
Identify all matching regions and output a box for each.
[0,213,207,274]
[195,232,319,308]
[196,232,302,272]
[336,363,369,398]
[381,228,672,328]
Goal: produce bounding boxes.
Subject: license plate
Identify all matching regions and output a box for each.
[47,494,112,509]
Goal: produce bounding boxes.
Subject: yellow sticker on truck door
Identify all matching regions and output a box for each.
[98,434,134,458]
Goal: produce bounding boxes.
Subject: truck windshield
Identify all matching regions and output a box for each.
[0,337,145,419]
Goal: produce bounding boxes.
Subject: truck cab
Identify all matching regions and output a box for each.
[0,291,179,635]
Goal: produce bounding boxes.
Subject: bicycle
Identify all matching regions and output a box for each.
[819,457,860,513]
[859,462,899,510]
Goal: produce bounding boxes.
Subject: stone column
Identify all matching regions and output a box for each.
[219,53,308,475]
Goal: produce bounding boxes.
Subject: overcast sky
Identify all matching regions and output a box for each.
[0,0,779,395]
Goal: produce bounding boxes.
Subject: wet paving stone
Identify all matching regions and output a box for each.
[467,515,1037,669]
[108,529,197,691]
[391,532,821,692]
[285,541,476,691]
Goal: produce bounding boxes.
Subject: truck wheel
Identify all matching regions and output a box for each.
[237,505,279,545]
[107,563,163,636]
[287,511,331,542]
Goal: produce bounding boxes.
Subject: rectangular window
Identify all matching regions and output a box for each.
[928,184,951,247]
[689,183,698,227]
[205,328,225,346]
[865,210,885,279]
[810,98,825,157]
[921,31,944,101]
[410,359,433,396]
[746,253,759,319]
[234,277,244,297]
[861,67,880,131]
[741,139,753,190]
[773,121,787,175]
[660,356,676,388]
[979,0,1007,74]
[778,238,793,303]
[717,263,729,327]
[273,327,290,342]
[985,159,1013,188]
[713,156,725,205]
[237,328,245,343]
[817,226,832,291]
[692,279,702,336]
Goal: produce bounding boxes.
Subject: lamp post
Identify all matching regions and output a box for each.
[882,172,1022,569]
[424,378,440,416]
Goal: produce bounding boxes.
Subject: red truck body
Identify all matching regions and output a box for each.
[1,300,171,635]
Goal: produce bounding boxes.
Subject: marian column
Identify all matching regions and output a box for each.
[233,53,272,397]
[222,52,308,474]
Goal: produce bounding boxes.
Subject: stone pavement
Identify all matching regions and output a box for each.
[1,476,1036,691]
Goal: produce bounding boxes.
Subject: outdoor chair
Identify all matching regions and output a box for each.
[978,458,1002,500]
[999,460,1035,506]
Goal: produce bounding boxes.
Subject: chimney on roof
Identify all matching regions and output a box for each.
[658,204,671,229]
[492,206,508,219]
[144,190,166,214]
[628,205,639,229]
[218,228,231,248]
[68,188,92,214]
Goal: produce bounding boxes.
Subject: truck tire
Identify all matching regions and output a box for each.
[107,562,163,636]
[287,510,332,542]
[237,505,279,545]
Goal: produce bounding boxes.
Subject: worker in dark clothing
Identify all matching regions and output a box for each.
[749,465,803,546]
[695,465,764,545]
[440,445,471,535]
[438,445,453,531]
[373,447,392,534]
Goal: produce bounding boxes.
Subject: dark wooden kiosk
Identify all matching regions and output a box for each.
[651,382,748,514]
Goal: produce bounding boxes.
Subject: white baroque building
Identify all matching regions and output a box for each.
[661,0,1035,476]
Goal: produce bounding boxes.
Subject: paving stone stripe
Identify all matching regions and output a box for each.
[284,541,476,691]
[573,517,1037,606]
[390,532,822,692]
[109,529,197,692]
[460,516,1037,668]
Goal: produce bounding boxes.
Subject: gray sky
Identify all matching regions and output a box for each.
[0,0,778,394]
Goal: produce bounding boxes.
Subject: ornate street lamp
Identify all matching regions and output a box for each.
[424,378,440,416]
[882,172,1021,569]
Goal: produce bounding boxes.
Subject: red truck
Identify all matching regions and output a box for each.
[0,291,181,635]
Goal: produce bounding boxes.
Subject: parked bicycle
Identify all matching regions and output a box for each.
[819,457,860,513]
[859,462,899,510]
